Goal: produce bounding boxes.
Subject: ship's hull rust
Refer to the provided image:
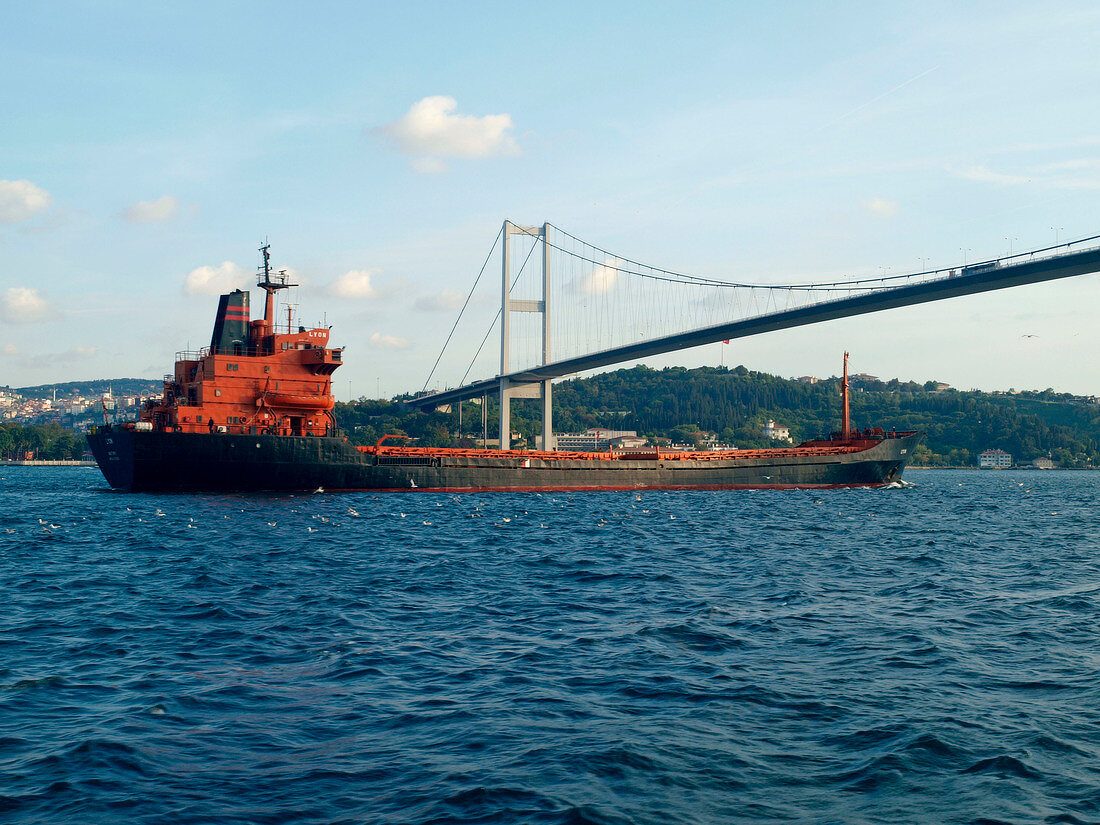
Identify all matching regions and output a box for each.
[87,429,921,492]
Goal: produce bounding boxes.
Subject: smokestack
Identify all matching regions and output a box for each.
[210,290,250,354]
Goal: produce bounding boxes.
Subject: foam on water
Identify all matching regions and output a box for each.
[1,467,1099,823]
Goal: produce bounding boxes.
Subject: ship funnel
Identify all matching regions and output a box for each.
[210,290,251,354]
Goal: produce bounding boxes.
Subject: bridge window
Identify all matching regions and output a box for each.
[197,415,203,423]
[215,389,222,397]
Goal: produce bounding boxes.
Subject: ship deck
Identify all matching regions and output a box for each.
[355,436,917,463]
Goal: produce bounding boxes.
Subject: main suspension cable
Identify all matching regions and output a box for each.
[459,235,541,387]
[422,226,503,392]
[547,223,1100,290]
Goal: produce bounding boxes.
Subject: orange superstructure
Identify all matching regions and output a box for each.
[140,244,342,436]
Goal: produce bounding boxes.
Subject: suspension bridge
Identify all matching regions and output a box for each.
[410,221,1100,449]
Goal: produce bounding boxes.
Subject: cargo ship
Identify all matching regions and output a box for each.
[87,246,921,492]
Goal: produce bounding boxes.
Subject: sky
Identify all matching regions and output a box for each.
[4,1,1100,398]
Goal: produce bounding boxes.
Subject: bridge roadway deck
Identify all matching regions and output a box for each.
[409,246,1100,410]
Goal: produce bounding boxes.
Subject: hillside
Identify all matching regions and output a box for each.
[348,365,1100,468]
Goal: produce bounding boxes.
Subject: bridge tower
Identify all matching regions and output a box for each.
[499,220,552,450]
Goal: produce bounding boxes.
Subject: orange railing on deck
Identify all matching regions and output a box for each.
[356,444,871,462]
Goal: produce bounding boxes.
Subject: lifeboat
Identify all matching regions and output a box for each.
[266,393,335,410]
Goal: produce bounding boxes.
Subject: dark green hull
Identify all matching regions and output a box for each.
[87,428,921,492]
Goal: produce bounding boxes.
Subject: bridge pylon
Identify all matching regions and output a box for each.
[499,220,552,450]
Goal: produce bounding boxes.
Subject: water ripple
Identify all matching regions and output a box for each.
[1,467,1099,823]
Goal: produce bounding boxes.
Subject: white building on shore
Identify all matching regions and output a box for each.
[763,420,792,443]
[978,449,1012,469]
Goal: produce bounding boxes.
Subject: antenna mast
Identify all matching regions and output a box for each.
[256,239,298,336]
[841,351,851,441]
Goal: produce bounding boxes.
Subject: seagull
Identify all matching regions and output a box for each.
[267,521,277,527]
[347,508,359,517]
[1021,334,1039,338]
[314,486,324,494]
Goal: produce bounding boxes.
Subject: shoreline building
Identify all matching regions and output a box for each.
[978,449,1013,469]
[555,428,648,452]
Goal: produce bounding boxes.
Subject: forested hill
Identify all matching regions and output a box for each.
[548,366,1100,466]
[345,365,1100,467]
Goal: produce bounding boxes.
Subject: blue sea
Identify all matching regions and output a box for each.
[2,467,1099,824]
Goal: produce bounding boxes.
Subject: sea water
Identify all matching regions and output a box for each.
[2,467,1099,824]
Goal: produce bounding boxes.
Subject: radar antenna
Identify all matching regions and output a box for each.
[256,240,298,334]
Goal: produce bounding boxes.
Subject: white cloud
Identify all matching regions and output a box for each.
[268,266,303,287]
[572,258,620,295]
[1,287,53,323]
[28,346,97,369]
[331,269,378,299]
[124,195,179,223]
[954,161,1100,190]
[956,165,1032,186]
[865,197,899,217]
[0,180,51,223]
[380,96,520,172]
[368,332,409,349]
[414,289,465,312]
[183,261,249,295]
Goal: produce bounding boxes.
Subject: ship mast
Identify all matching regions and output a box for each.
[841,351,851,441]
[257,241,297,337]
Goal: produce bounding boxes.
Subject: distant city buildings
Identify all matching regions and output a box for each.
[1031,456,1055,470]
[0,386,142,428]
[978,449,1012,469]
